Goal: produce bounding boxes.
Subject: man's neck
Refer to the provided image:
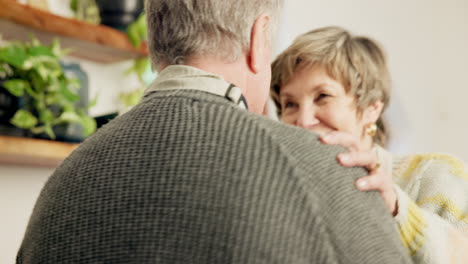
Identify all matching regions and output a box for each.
[186,56,249,97]
[157,55,266,114]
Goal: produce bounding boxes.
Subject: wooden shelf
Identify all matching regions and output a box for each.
[0,0,148,63]
[0,135,78,168]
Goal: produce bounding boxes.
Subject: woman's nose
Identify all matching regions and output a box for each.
[296,106,319,129]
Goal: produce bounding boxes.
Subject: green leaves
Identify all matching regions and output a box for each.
[28,45,55,57]
[119,88,143,107]
[59,78,80,102]
[39,109,54,124]
[58,111,82,123]
[87,94,98,110]
[0,45,30,69]
[0,63,14,79]
[58,110,97,137]
[0,37,97,140]
[121,13,150,109]
[3,79,30,96]
[127,13,147,48]
[51,39,72,57]
[70,0,78,12]
[125,57,149,81]
[78,113,96,137]
[70,0,100,24]
[10,110,38,129]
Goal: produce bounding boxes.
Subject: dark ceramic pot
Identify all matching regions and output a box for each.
[96,0,144,31]
[0,80,31,137]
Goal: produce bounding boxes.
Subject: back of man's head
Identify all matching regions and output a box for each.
[145,0,283,68]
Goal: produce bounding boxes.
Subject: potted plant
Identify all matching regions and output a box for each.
[118,13,149,111]
[0,37,97,141]
[69,0,101,24]
[95,0,144,31]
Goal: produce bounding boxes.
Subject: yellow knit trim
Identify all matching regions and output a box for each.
[397,155,425,183]
[424,154,468,180]
[417,194,468,224]
[399,202,427,256]
[397,153,468,183]
[392,155,414,182]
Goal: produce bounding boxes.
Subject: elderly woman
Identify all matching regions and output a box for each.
[271,26,468,263]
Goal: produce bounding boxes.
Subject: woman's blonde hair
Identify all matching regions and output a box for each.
[271,26,391,146]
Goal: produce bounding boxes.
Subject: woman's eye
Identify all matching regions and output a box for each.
[284,102,297,108]
[316,93,329,102]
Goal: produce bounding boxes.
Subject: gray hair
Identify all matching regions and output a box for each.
[145,0,283,67]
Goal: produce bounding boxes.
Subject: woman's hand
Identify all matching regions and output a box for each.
[320,131,398,216]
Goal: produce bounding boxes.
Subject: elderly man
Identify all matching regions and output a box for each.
[17,1,411,263]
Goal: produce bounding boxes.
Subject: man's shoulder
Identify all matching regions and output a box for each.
[143,92,344,165]
[236,111,352,176]
[85,92,349,180]
[247,113,321,152]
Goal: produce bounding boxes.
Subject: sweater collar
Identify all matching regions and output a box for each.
[144,65,248,109]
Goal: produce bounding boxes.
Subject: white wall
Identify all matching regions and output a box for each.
[1,0,468,263]
[0,167,52,264]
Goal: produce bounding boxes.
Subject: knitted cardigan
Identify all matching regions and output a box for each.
[17,66,412,264]
[377,146,468,263]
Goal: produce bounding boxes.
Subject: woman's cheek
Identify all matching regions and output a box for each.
[281,114,295,125]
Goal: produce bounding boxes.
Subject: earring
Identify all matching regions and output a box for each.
[365,123,377,137]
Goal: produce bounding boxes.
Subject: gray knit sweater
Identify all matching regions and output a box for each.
[17,66,411,263]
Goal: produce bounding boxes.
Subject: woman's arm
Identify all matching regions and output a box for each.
[393,154,468,264]
[320,132,468,264]
[395,185,468,263]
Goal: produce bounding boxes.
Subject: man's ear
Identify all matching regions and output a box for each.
[248,14,271,74]
[363,100,384,123]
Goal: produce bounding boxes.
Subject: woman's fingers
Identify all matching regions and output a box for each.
[337,151,379,172]
[382,190,398,216]
[321,131,398,215]
[320,131,361,151]
[356,171,398,214]
[356,171,385,192]
[321,131,379,171]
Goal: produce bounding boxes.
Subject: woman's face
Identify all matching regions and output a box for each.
[279,65,380,148]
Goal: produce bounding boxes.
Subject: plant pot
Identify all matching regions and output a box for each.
[96,0,144,31]
[0,81,32,137]
[95,112,118,129]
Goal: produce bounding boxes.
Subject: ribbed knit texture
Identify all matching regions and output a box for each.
[17,69,411,263]
[391,152,468,263]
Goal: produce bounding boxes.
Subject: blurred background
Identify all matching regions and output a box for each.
[1,0,467,262]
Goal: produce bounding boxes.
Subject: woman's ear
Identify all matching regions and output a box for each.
[248,13,271,74]
[363,100,384,124]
